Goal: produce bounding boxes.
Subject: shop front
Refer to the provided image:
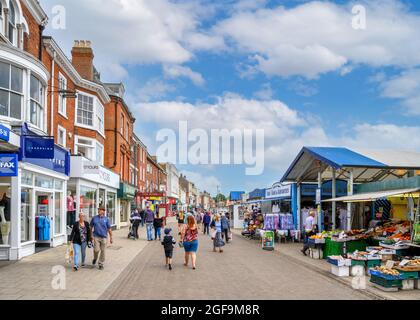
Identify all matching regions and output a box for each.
[118,183,136,228]
[137,192,167,216]
[0,131,70,261]
[69,156,119,230]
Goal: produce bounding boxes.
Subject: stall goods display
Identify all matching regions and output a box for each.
[369,266,401,278]
[395,259,420,272]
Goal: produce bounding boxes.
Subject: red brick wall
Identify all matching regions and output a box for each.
[21,1,42,59]
[104,96,134,184]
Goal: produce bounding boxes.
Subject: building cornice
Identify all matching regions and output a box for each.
[43,37,110,104]
[22,0,48,25]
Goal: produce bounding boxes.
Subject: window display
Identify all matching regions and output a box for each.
[80,186,96,221]
[55,192,62,235]
[107,192,116,226]
[21,188,31,243]
[0,188,11,245]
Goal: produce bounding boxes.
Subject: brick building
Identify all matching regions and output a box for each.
[131,133,147,208]
[42,38,120,228]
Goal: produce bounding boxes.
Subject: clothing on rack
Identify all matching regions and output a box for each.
[36,216,50,241]
[279,213,294,230]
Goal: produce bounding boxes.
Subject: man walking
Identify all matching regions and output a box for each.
[145,205,155,241]
[203,211,211,235]
[91,207,113,270]
[301,211,317,256]
[221,213,231,243]
[140,208,146,227]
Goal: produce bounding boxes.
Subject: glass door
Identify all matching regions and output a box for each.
[35,191,53,245]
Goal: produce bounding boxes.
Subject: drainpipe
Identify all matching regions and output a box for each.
[50,50,56,136]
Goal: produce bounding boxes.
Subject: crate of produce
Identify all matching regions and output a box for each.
[370,275,402,288]
[369,269,403,280]
[396,269,420,280]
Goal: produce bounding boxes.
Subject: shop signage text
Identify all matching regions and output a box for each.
[0,154,18,177]
[266,183,291,199]
[23,136,55,159]
[22,145,70,176]
[0,125,10,142]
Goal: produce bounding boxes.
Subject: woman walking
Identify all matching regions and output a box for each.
[211,214,225,253]
[182,215,199,270]
[177,211,185,235]
[70,212,92,271]
[154,212,165,241]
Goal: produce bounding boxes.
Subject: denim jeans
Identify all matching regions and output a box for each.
[155,227,161,240]
[146,223,154,240]
[73,242,87,267]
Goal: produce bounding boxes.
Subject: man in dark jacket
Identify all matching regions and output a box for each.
[139,209,146,227]
[145,206,155,241]
[221,213,231,243]
[203,212,211,235]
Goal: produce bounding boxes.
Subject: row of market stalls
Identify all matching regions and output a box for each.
[238,146,420,292]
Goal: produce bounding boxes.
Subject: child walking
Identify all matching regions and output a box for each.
[162,228,176,270]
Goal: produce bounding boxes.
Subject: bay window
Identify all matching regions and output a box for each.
[29,74,44,129]
[8,1,16,45]
[75,136,104,164]
[0,61,23,120]
[96,142,103,165]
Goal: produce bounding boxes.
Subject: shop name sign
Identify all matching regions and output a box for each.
[24,136,54,159]
[0,154,18,177]
[266,183,291,199]
[0,125,10,142]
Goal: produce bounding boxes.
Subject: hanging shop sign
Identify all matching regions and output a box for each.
[0,154,18,177]
[118,182,136,200]
[22,136,54,159]
[0,124,10,142]
[266,183,292,199]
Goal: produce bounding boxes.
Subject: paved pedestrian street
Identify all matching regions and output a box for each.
[0,218,418,300]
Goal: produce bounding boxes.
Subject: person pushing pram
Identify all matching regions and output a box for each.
[128,208,142,240]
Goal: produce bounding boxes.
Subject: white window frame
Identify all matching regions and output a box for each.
[0,61,24,121]
[76,91,94,128]
[58,72,67,117]
[96,100,104,135]
[57,125,66,148]
[28,72,45,131]
[95,141,104,166]
[75,90,105,138]
[74,135,96,162]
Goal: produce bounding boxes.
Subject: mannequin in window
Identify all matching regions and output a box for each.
[67,191,76,226]
[0,206,10,245]
[0,192,11,222]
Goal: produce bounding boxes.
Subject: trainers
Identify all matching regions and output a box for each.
[73,266,78,271]
[92,259,97,265]
[99,265,104,270]
[169,264,172,271]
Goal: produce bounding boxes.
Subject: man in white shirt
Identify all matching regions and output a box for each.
[301,211,317,256]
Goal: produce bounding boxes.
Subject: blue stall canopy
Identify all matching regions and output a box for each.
[281,147,420,184]
[230,191,245,201]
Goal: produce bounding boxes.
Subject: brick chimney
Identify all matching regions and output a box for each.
[71,40,94,81]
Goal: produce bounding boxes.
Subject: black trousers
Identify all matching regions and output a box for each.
[133,221,140,238]
[203,224,210,235]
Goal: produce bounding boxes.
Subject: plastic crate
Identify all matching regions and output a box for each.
[370,275,402,288]
[398,270,420,280]
[327,257,350,267]
[369,269,403,280]
[331,265,350,277]
[366,260,382,268]
[351,259,366,266]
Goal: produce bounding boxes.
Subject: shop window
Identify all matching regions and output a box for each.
[21,188,32,243]
[76,93,94,127]
[80,186,96,221]
[0,184,11,245]
[54,179,64,191]
[21,170,33,186]
[54,192,62,235]
[57,126,66,147]
[0,62,23,120]
[29,74,44,129]
[35,175,53,189]
[58,73,67,116]
[107,192,116,225]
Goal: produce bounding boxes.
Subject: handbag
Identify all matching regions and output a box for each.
[65,243,74,264]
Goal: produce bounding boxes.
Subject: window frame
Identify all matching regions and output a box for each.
[0,61,24,121]
[28,73,45,130]
[57,125,66,148]
[58,72,67,117]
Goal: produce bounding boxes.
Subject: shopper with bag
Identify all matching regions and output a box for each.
[182,215,199,270]
[70,212,92,271]
[211,214,225,253]
[221,213,231,243]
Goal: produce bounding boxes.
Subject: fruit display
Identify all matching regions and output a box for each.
[370,266,400,276]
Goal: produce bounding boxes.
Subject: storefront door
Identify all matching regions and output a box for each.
[35,191,53,247]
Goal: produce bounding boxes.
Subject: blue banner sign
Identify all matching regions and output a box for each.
[23,145,70,176]
[0,154,18,177]
[24,136,54,159]
[0,124,10,142]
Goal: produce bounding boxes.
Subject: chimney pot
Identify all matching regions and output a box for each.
[71,40,95,81]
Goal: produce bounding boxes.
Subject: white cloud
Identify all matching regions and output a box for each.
[288,80,318,97]
[43,0,221,80]
[163,65,205,86]
[215,0,420,78]
[253,83,273,100]
[180,170,221,195]
[380,69,420,115]
[137,79,176,102]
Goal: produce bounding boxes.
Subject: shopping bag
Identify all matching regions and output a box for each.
[65,243,74,264]
[228,231,233,242]
[210,229,217,240]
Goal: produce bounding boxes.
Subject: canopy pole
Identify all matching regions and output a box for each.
[332,168,336,230]
[318,171,322,232]
[347,170,354,231]
[297,183,301,236]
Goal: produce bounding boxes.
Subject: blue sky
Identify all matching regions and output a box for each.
[42,0,420,195]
